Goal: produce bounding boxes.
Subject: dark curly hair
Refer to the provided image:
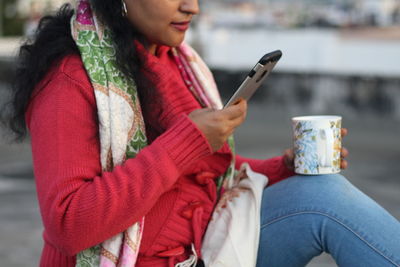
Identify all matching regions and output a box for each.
[2,1,158,142]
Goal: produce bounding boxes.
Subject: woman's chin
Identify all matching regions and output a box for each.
[164,34,186,47]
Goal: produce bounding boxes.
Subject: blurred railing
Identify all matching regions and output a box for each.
[214,69,400,120]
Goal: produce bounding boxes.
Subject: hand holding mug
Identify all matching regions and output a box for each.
[284,115,348,174]
[283,128,349,172]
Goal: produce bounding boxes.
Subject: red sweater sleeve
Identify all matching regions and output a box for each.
[235,154,295,186]
[26,60,213,256]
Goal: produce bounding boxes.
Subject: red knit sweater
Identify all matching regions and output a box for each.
[26,47,293,267]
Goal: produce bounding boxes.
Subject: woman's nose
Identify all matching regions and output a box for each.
[180,0,200,15]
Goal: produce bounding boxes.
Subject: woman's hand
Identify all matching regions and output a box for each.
[283,128,349,171]
[189,99,247,152]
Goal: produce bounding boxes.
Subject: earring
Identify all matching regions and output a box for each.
[122,1,128,16]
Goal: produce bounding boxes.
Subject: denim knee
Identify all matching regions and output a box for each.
[261,173,374,224]
[259,174,400,267]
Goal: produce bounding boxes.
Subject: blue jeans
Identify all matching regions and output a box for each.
[256,174,400,267]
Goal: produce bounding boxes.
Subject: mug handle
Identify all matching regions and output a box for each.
[318,128,334,167]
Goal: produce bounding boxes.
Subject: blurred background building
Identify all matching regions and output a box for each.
[203,0,400,28]
[0,1,399,267]
[0,0,399,35]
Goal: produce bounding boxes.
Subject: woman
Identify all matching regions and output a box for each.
[4,0,400,266]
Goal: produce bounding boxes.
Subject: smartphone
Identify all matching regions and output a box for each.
[224,50,282,108]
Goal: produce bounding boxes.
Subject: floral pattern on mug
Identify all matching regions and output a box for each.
[293,118,341,175]
[293,121,319,174]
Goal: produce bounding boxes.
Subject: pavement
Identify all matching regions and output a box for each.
[0,102,399,267]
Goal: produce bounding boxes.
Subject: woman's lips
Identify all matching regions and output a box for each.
[171,21,190,31]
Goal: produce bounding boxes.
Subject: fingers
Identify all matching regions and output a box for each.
[341,128,348,137]
[284,148,294,158]
[341,147,349,158]
[218,99,247,131]
[340,147,349,169]
[220,98,247,121]
[229,112,247,129]
[283,148,295,170]
[188,102,247,152]
[340,159,348,169]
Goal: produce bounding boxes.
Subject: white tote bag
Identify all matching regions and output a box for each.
[201,163,268,267]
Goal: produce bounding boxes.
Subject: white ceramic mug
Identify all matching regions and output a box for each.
[292,115,342,175]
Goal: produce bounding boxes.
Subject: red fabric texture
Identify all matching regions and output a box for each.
[26,47,293,267]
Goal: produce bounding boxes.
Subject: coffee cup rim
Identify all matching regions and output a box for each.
[292,115,342,121]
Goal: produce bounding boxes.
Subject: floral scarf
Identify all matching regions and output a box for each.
[71,1,235,266]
